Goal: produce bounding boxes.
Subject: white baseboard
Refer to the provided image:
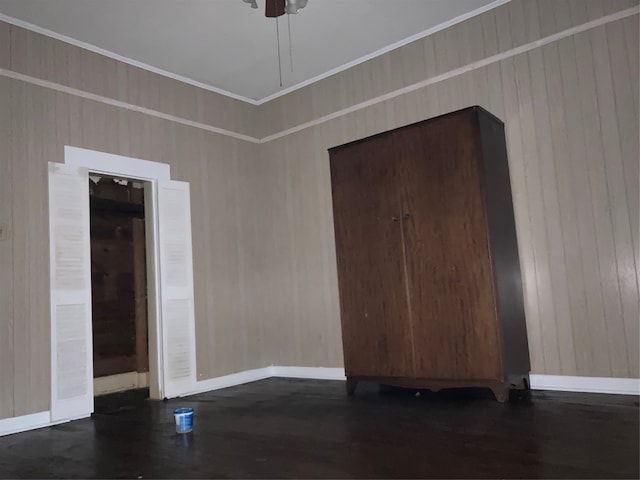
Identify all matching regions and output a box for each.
[270,366,347,380]
[529,374,640,395]
[0,411,51,436]
[183,366,345,397]
[0,411,93,437]
[187,367,272,396]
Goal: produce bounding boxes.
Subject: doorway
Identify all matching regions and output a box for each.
[49,147,198,423]
[88,174,149,400]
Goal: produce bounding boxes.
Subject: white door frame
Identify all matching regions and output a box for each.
[64,145,171,401]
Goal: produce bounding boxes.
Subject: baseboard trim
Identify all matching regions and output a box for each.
[0,411,51,436]
[187,367,273,396]
[271,366,347,380]
[529,374,640,395]
[0,411,94,437]
[188,366,347,396]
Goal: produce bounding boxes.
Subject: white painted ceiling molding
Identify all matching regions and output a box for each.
[0,0,508,104]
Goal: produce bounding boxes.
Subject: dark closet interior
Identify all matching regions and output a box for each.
[89,176,149,384]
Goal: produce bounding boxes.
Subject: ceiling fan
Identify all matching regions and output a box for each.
[242,0,310,87]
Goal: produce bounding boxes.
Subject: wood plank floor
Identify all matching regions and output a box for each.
[0,378,638,478]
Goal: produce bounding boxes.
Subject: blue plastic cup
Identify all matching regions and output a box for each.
[174,407,194,434]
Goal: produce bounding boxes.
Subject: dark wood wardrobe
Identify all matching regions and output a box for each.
[329,106,530,402]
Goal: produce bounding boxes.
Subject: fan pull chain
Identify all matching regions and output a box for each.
[287,14,293,72]
[276,17,283,87]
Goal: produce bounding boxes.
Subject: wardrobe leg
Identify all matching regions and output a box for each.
[346,379,358,396]
[490,384,509,403]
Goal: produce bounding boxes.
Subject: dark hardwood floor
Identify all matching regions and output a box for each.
[0,378,638,478]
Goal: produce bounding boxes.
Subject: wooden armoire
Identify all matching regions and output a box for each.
[329,106,530,402]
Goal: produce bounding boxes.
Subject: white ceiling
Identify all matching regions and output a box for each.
[0,0,498,103]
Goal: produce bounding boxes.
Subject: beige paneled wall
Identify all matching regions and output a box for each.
[0,78,263,420]
[0,21,8,68]
[258,0,639,138]
[2,22,260,138]
[0,76,12,420]
[257,1,639,377]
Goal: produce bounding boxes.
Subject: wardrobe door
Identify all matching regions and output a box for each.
[396,110,502,380]
[330,134,415,378]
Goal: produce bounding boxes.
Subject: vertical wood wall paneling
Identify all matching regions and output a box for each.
[621,16,640,374]
[482,11,505,120]
[589,23,638,377]
[245,142,278,366]
[571,30,622,377]
[604,0,639,14]
[208,136,247,376]
[266,138,295,365]
[236,142,255,370]
[193,132,213,378]
[284,133,305,366]
[0,21,9,69]
[242,143,264,365]
[622,17,639,117]
[513,51,563,374]
[0,76,14,419]
[528,45,577,376]
[605,21,640,376]
[559,28,626,375]
[10,80,33,415]
[301,127,336,367]
[33,82,54,410]
[540,35,593,376]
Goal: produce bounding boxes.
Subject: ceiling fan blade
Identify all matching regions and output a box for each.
[265,0,285,17]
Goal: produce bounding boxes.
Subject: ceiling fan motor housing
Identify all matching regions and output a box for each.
[265,0,308,17]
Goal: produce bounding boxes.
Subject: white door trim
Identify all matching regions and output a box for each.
[61,145,177,402]
[65,146,170,181]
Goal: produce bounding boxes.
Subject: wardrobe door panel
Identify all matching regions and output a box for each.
[396,111,502,380]
[330,134,415,378]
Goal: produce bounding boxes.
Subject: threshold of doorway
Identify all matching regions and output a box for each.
[93,388,150,416]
